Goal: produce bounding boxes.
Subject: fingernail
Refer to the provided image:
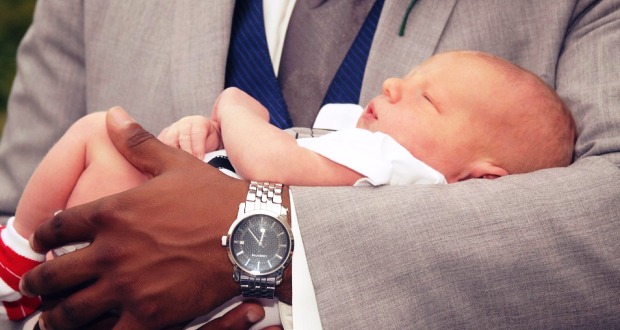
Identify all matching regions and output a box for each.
[19,279,34,297]
[28,233,39,252]
[39,318,51,330]
[246,309,262,323]
[109,106,135,126]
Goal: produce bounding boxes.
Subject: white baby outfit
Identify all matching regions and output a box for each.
[194,104,446,330]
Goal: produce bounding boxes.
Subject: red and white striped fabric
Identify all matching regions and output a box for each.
[0,218,45,320]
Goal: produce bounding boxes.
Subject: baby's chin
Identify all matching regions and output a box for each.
[355,116,375,131]
[355,118,364,129]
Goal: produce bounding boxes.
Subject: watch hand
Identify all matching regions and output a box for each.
[259,228,266,246]
[249,229,261,244]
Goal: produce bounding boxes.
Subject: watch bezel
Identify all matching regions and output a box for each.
[225,208,294,277]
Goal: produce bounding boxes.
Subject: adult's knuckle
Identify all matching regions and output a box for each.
[112,271,138,297]
[126,128,155,150]
[136,301,159,320]
[90,198,116,223]
[93,242,125,267]
[129,298,168,328]
[49,214,66,241]
[55,299,84,325]
[90,196,131,228]
[38,262,59,286]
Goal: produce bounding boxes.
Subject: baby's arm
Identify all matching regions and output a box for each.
[158,115,222,159]
[215,88,362,186]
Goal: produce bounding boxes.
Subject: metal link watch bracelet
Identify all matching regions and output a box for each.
[222,181,293,299]
[244,181,285,214]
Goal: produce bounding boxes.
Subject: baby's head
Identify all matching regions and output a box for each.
[357,50,575,183]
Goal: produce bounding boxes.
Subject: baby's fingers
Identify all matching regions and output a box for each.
[157,126,169,141]
[190,123,209,159]
[178,120,194,156]
[158,125,181,148]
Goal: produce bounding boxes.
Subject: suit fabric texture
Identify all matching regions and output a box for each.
[1,1,619,329]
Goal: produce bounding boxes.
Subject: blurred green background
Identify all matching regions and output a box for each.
[0,0,36,137]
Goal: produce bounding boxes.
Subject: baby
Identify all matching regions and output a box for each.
[0,51,575,325]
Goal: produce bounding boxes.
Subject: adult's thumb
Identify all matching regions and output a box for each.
[105,106,176,177]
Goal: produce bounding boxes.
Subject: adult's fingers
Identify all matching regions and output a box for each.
[35,314,119,330]
[105,106,183,177]
[197,301,267,330]
[28,204,97,253]
[36,281,116,330]
[34,285,120,330]
[20,246,100,297]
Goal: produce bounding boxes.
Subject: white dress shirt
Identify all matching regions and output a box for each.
[265,2,324,330]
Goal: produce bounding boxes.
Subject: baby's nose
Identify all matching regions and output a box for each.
[381,78,402,103]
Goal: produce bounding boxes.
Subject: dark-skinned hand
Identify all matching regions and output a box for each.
[20,107,291,330]
[32,300,282,330]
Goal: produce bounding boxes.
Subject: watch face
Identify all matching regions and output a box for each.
[231,214,291,275]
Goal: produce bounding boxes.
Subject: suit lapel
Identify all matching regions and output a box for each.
[171,1,234,118]
[360,0,457,106]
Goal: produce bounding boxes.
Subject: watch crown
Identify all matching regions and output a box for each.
[221,235,228,247]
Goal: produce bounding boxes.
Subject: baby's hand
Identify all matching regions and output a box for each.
[158,115,221,160]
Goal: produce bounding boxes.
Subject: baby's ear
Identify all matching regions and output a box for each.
[469,161,509,180]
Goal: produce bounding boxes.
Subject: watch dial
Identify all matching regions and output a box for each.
[231,214,291,274]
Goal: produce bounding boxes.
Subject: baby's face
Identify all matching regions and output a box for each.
[357,52,510,182]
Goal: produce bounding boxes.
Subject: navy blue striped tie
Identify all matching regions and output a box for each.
[322,0,384,105]
[225,0,292,129]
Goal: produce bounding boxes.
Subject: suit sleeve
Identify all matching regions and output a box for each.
[0,0,86,222]
[292,1,620,329]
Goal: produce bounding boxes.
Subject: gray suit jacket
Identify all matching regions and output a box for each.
[1,1,618,329]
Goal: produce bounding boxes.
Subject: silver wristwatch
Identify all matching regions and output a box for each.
[221,181,294,298]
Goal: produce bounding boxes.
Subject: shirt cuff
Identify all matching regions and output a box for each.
[290,190,323,330]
